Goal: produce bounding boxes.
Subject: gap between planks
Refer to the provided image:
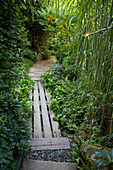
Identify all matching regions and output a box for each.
[34,81,42,138]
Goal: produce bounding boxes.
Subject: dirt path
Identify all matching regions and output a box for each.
[29,56,56,80]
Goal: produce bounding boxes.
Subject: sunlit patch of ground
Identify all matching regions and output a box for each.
[29,56,56,80]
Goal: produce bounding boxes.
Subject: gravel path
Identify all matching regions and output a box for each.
[27,149,74,163]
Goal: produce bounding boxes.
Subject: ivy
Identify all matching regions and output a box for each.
[0,0,34,169]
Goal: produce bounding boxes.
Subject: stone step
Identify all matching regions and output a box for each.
[29,138,71,150]
[21,159,77,170]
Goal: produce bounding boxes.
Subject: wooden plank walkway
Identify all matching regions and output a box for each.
[20,60,77,170]
[22,159,77,170]
[29,138,71,150]
[30,80,61,139]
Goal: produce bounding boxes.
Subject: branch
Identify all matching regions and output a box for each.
[83,26,113,37]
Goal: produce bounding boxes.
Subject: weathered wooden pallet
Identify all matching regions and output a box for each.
[30,80,61,139]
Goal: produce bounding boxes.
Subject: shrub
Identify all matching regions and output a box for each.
[22,58,34,70]
[0,68,34,169]
[41,49,52,59]
[0,1,34,169]
[0,92,30,169]
[23,48,37,63]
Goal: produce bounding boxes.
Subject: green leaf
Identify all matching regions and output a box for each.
[96,159,109,167]
[94,149,111,161]
[74,136,80,145]
[111,148,113,160]
[108,133,113,141]
[69,15,76,26]
[1,159,10,164]
[77,166,83,170]
[102,149,111,162]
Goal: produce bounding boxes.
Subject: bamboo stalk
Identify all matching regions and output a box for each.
[83,26,112,37]
[78,14,89,79]
[100,56,113,129]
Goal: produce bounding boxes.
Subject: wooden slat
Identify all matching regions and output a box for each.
[29,138,71,150]
[45,89,61,138]
[49,111,61,138]
[29,138,70,145]
[34,81,42,138]
[38,82,52,138]
[22,159,77,170]
[31,145,71,150]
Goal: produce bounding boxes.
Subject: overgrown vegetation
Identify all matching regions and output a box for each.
[0,0,35,169]
[0,0,113,169]
[40,0,113,168]
[41,0,113,136]
[23,0,52,61]
[0,0,53,168]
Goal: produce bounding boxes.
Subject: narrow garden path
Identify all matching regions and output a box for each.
[28,56,56,81]
[21,57,77,170]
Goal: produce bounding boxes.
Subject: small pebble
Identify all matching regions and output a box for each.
[28,149,74,163]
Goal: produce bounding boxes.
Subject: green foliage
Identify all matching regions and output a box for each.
[22,0,52,60]
[72,136,85,164]
[41,71,87,135]
[15,68,34,117]
[41,0,113,136]
[41,0,113,168]
[0,68,34,169]
[22,57,34,69]
[41,49,52,59]
[72,136,98,169]
[62,55,79,80]
[0,92,30,169]
[23,48,37,63]
[0,0,34,169]
[94,148,113,169]
[77,158,97,170]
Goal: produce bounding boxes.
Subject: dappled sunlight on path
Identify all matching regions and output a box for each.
[29,56,56,80]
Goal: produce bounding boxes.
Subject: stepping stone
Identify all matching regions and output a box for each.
[21,159,77,170]
[29,138,71,150]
